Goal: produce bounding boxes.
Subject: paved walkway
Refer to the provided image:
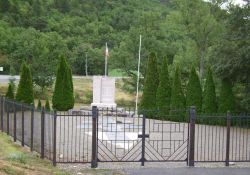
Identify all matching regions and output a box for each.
[124,167,250,175]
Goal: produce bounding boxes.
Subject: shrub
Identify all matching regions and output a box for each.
[15,63,34,105]
[156,57,171,117]
[37,99,42,110]
[186,67,202,112]
[218,78,235,113]
[202,67,217,113]
[170,65,186,121]
[45,98,50,111]
[5,83,14,99]
[52,56,74,111]
[139,52,159,118]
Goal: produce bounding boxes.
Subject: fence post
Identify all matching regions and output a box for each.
[225,111,231,166]
[53,110,57,166]
[141,114,146,166]
[13,102,16,142]
[91,106,98,168]
[0,96,3,131]
[188,106,196,167]
[21,104,24,146]
[30,108,34,151]
[41,107,45,159]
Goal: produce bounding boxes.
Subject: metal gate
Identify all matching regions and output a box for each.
[95,108,189,166]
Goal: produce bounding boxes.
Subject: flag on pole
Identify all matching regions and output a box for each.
[105,42,109,57]
[105,42,109,76]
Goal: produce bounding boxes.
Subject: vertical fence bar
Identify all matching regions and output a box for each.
[30,108,34,151]
[41,108,45,159]
[225,111,231,166]
[187,110,190,166]
[91,106,98,168]
[53,111,57,166]
[7,101,9,135]
[21,104,24,146]
[13,102,16,142]
[0,96,3,131]
[188,106,196,167]
[141,114,146,166]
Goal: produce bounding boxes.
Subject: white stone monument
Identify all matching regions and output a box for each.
[91,76,117,108]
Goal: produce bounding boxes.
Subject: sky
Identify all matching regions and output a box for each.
[233,0,248,6]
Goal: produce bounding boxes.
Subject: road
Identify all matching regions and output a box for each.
[124,167,250,175]
[0,75,126,84]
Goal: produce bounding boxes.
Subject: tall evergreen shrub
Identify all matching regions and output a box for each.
[156,57,171,118]
[170,66,186,121]
[5,83,14,99]
[37,99,42,110]
[218,78,235,113]
[52,56,74,111]
[45,98,51,111]
[186,67,202,112]
[203,67,217,113]
[16,63,34,105]
[139,52,159,118]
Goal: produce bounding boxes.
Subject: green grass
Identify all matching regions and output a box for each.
[108,69,127,77]
[0,133,126,175]
[0,132,69,175]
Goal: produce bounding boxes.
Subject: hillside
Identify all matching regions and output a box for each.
[0,0,249,112]
[0,0,172,75]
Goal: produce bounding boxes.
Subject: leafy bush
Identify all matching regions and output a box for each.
[7,153,28,164]
[83,90,93,104]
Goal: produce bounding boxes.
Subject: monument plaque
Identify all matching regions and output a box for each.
[91,76,117,108]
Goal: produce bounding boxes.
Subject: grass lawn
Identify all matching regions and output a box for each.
[0,132,68,175]
[0,77,140,109]
[0,133,125,175]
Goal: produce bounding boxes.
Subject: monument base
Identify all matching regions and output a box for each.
[91,103,117,108]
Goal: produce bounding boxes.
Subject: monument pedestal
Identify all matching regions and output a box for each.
[91,76,117,108]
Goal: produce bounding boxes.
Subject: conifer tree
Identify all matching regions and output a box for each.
[156,57,171,117]
[203,67,217,113]
[218,78,235,113]
[5,83,15,100]
[37,99,42,110]
[45,98,51,111]
[52,56,74,111]
[16,63,34,105]
[140,52,159,118]
[170,65,185,121]
[186,67,202,112]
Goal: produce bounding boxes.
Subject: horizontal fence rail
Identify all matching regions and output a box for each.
[0,96,249,167]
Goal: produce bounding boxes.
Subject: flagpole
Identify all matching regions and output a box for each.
[105,42,108,76]
[135,35,142,114]
[85,52,88,76]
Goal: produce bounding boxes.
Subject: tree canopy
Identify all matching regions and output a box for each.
[0,0,248,112]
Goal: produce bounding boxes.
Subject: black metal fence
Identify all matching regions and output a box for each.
[0,96,249,167]
[0,97,54,162]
